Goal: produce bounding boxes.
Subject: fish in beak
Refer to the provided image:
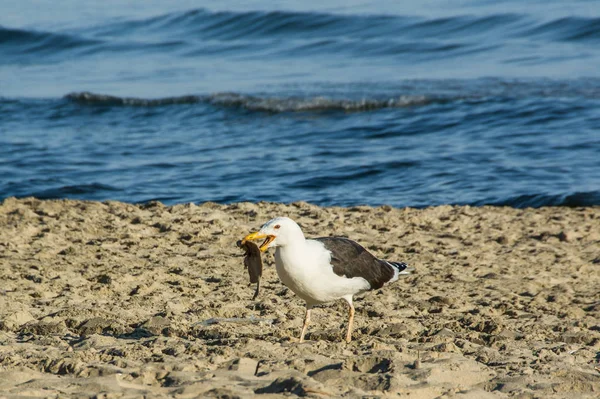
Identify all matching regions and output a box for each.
[241,232,276,252]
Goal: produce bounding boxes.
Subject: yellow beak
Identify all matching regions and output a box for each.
[242,232,276,252]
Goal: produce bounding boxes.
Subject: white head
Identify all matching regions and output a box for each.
[242,217,305,252]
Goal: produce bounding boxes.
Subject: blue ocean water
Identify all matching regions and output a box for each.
[1,0,599,208]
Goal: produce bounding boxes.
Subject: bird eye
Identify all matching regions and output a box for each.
[274,224,281,229]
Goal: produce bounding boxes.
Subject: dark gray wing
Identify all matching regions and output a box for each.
[314,237,394,290]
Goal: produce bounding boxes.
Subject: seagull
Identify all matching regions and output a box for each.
[242,217,412,343]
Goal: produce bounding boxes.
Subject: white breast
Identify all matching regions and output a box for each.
[274,240,370,306]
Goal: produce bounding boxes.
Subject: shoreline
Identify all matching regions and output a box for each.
[1,197,599,397]
[3,193,599,211]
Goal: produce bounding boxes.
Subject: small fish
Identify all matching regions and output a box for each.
[236,240,263,299]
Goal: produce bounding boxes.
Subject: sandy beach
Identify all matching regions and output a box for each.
[0,197,599,398]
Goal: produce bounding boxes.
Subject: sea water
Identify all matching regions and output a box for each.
[1,0,599,207]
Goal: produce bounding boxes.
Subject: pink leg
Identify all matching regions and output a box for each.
[300,305,312,343]
[345,301,355,343]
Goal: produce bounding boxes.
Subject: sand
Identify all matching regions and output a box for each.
[0,197,599,398]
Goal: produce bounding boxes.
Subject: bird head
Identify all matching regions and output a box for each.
[241,217,305,252]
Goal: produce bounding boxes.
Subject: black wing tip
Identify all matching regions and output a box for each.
[388,261,409,271]
[387,261,414,275]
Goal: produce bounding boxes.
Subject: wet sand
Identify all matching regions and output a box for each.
[1,197,599,398]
